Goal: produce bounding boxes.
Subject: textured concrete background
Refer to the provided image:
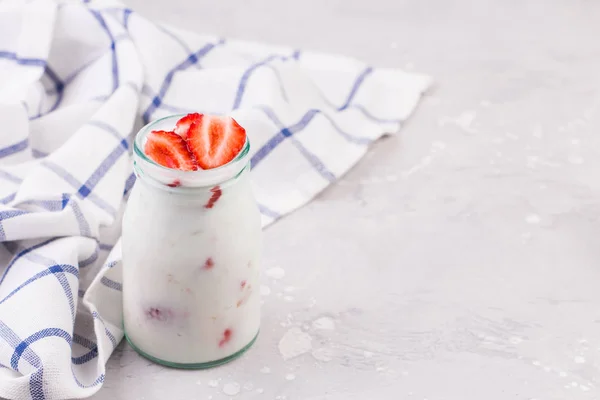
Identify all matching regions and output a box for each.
[95,1,600,399]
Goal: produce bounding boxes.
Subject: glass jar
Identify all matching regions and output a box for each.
[122,115,262,368]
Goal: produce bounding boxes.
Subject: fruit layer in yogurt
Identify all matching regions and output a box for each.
[144,113,246,172]
[122,113,261,364]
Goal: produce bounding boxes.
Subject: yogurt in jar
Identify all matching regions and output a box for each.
[122,114,262,367]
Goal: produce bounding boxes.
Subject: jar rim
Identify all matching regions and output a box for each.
[133,114,250,191]
[133,114,250,190]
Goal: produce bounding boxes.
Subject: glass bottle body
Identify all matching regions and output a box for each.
[122,115,261,368]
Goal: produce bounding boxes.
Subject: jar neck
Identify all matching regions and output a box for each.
[132,114,251,192]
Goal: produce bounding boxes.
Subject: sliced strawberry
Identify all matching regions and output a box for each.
[144,130,198,171]
[186,115,246,169]
[174,113,201,138]
[204,186,222,209]
[219,328,232,347]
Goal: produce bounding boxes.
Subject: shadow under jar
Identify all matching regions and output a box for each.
[122,115,262,369]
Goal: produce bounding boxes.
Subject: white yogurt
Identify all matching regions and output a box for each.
[122,115,262,366]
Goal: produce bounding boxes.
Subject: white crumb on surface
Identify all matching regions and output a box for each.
[278,327,313,360]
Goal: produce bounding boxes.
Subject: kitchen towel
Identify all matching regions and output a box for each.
[0,0,431,398]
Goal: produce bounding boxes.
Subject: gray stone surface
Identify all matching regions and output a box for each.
[95,1,600,399]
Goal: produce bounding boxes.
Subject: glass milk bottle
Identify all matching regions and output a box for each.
[122,115,261,368]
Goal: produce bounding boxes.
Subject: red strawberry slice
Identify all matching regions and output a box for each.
[144,130,198,171]
[174,113,201,138]
[186,115,246,169]
[219,328,232,347]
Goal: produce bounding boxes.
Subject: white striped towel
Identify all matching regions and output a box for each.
[0,0,431,398]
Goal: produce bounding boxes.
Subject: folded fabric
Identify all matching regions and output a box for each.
[0,0,431,398]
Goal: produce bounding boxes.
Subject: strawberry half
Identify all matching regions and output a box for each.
[144,130,198,171]
[174,113,201,138]
[186,115,246,169]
